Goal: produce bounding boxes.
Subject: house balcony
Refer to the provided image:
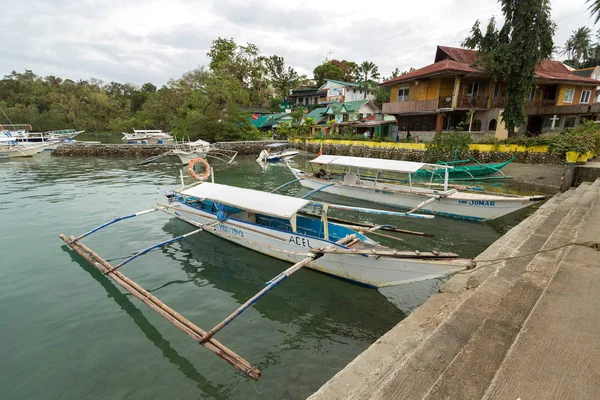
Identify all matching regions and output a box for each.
[525,100,590,115]
[382,99,439,114]
[455,96,490,109]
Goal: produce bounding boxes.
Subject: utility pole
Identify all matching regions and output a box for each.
[326,50,333,62]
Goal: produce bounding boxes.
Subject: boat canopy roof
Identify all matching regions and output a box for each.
[265,143,288,148]
[181,183,310,219]
[309,155,450,173]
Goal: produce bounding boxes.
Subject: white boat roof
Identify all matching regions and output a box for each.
[181,183,310,219]
[309,155,448,173]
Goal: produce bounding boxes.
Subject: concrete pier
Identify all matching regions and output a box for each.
[309,178,600,400]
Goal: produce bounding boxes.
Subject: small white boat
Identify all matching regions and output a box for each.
[172,139,211,164]
[122,129,173,143]
[288,155,545,221]
[256,143,299,163]
[0,137,53,158]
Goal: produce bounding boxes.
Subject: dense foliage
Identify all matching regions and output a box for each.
[462,0,556,134]
[548,121,600,158]
[424,131,473,163]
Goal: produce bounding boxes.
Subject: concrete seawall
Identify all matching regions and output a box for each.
[52,140,287,157]
[308,179,600,399]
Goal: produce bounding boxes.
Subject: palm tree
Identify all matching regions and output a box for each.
[588,0,600,24]
[561,27,592,68]
[355,61,380,99]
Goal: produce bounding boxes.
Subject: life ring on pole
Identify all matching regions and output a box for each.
[187,157,211,181]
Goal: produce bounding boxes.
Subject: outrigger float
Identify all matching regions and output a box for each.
[60,158,474,379]
[287,155,545,221]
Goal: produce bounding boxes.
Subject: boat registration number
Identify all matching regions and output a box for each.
[458,200,496,206]
[216,224,244,237]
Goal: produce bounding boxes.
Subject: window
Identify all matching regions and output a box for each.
[564,116,577,128]
[488,119,497,131]
[529,87,536,101]
[564,89,575,103]
[581,90,591,104]
[353,89,356,94]
[397,87,409,102]
[492,84,500,99]
[467,82,479,98]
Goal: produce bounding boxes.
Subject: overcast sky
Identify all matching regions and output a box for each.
[0,0,596,87]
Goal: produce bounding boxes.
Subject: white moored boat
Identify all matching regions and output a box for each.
[288,155,545,221]
[122,128,173,143]
[256,143,299,163]
[0,133,55,158]
[162,182,474,287]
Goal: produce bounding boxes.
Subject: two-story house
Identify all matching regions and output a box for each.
[381,46,600,138]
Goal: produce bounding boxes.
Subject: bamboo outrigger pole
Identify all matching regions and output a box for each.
[197,234,357,344]
[60,234,261,380]
[60,208,262,380]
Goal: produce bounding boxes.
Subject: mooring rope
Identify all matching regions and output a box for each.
[458,241,600,274]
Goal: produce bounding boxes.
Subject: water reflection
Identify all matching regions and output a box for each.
[160,218,406,342]
[63,247,226,398]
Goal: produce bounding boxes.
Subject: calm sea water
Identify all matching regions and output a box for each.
[0,153,544,400]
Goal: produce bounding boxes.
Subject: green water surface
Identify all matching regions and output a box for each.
[0,154,543,399]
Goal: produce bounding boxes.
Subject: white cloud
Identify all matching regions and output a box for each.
[0,0,595,86]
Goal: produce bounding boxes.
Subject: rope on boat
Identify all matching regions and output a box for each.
[458,241,600,274]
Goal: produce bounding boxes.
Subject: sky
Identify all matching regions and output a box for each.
[0,0,596,87]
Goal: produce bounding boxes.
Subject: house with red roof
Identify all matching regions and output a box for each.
[381,46,600,138]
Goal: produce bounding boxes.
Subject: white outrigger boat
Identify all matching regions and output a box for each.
[0,133,56,158]
[287,155,545,221]
[256,142,299,163]
[1,124,84,144]
[122,128,173,143]
[60,159,474,379]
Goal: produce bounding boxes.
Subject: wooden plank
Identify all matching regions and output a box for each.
[59,234,261,380]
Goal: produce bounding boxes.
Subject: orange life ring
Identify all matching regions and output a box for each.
[187,157,211,181]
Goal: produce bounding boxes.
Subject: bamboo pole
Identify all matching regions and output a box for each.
[59,234,261,380]
[197,234,358,344]
[198,253,321,344]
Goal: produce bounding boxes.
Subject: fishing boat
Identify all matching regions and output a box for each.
[59,157,475,380]
[287,155,545,221]
[256,143,299,163]
[413,157,515,181]
[122,128,173,143]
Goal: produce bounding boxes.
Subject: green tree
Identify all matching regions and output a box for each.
[355,61,380,99]
[206,37,269,106]
[561,27,592,68]
[265,55,299,99]
[329,60,358,82]
[587,0,600,24]
[313,62,344,86]
[463,0,555,134]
